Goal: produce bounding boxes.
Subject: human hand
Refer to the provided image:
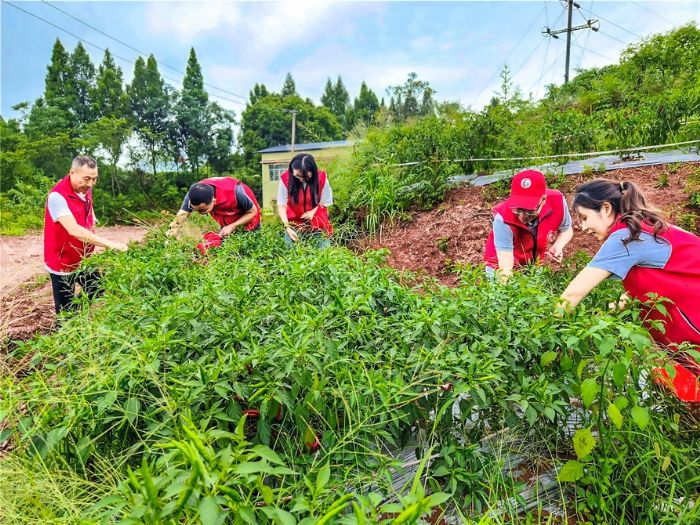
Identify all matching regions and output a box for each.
[220,224,237,237]
[300,208,317,221]
[546,245,564,263]
[286,225,298,242]
[111,241,128,252]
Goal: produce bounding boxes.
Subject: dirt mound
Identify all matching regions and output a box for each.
[366,163,700,285]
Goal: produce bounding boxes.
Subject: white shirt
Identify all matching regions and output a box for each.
[277,179,333,207]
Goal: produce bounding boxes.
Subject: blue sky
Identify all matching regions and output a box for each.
[2,1,699,120]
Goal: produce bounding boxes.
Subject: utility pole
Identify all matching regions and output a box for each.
[542,0,599,83]
[285,109,299,151]
[564,0,574,84]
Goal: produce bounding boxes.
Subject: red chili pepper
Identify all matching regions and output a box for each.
[243,409,260,418]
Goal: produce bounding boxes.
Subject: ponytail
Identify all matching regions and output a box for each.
[573,179,667,245]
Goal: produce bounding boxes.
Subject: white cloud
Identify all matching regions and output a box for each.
[146,2,243,41]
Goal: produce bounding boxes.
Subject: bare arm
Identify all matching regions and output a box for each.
[220,208,258,236]
[552,227,574,253]
[57,215,127,251]
[496,250,514,280]
[166,210,191,237]
[560,266,612,310]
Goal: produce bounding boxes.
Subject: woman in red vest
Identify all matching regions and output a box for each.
[484,169,574,278]
[167,177,261,239]
[560,179,700,380]
[277,153,333,248]
[44,155,128,313]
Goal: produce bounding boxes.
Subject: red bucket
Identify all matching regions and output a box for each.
[653,363,700,403]
[196,232,222,255]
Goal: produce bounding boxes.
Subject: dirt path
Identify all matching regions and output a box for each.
[0,226,149,342]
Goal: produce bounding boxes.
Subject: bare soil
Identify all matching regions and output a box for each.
[364,163,700,285]
[0,226,149,343]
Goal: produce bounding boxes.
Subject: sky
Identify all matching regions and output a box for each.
[1,0,699,120]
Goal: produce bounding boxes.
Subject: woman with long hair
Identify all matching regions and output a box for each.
[277,153,333,248]
[560,179,700,390]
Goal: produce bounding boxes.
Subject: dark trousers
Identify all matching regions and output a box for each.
[49,270,102,314]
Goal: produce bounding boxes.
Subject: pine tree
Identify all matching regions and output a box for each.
[128,55,171,176]
[44,39,73,113]
[93,49,127,118]
[69,42,96,127]
[347,81,380,128]
[281,73,297,97]
[249,83,270,105]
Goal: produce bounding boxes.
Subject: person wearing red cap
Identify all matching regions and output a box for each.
[484,169,573,278]
[44,155,128,314]
[166,176,261,239]
[560,179,700,383]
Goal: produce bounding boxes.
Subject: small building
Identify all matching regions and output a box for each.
[258,140,354,210]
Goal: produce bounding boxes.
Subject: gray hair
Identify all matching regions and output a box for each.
[71,155,97,169]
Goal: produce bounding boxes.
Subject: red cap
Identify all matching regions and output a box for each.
[509,170,546,210]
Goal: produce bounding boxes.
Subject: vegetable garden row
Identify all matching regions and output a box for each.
[1,227,698,524]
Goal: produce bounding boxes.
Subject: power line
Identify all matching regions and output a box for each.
[579,5,643,40]
[468,4,546,108]
[597,29,632,47]
[631,1,677,27]
[576,0,595,70]
[40,0,248,103]
[571,42,616,63]
[2,0,246,107]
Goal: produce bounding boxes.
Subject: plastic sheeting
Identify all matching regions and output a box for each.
[452,149,700,187]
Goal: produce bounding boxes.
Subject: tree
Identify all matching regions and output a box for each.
[84,117,131,195]
[346,81,380,128]
[249,83,271,105]
[239,94,342,170]
[69,42,97,127]
[44,39,73,116]
[387,72,436,121]
[93,49,128,119]
[281,73,297,97]
[321,76,350,128]
[128,55,171,176]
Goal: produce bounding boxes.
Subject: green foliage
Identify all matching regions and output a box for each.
[321,76,351,130]
[387,72,436,122]
[1,229,697,523]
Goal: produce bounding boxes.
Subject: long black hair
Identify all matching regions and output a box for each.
[287,154,320,207]
[573,179,667,245]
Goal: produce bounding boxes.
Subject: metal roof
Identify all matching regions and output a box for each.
[257,140,353,154]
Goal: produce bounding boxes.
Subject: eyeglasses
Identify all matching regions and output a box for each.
[511,206,538,215]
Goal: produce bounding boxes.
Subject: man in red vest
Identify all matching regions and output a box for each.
[44,155,128,313]
[166,176,261,239]
[484,169,573,279]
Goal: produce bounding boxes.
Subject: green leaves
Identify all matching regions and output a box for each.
[540,351,558,367]
[557,460,585,482]
[580,378,598,408]
[573,428,596,460]
[631,406,650,430]
[607,402,623,430]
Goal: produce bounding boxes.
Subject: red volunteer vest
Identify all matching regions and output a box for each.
[484,189,565,269]
[610,220,700,350]
[200,177,261,231]
[44,175,96,273]
[280,170,333,236]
